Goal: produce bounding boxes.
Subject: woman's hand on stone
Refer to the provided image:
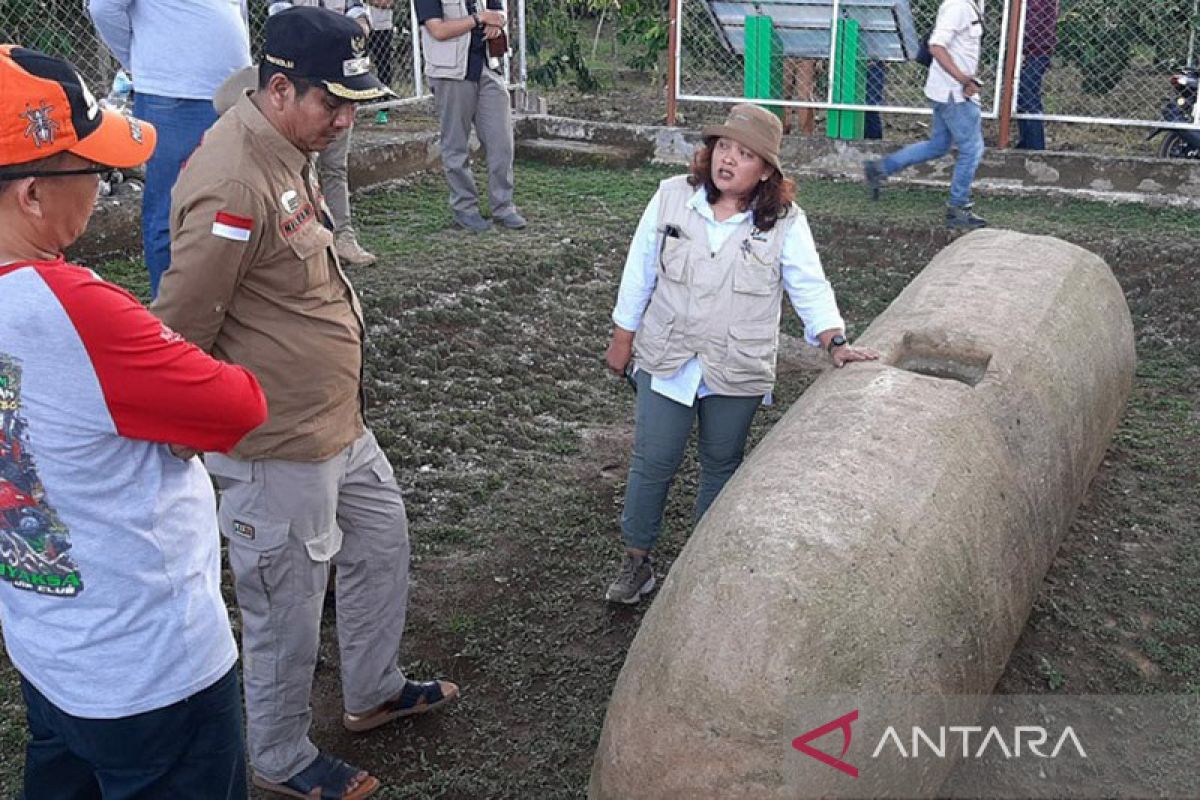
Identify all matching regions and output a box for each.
[831,344,879,368]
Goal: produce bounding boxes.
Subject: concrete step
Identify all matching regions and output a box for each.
[515,137,646,169]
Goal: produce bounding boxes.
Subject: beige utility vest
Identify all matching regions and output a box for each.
[421,0,472,79]
[633,175,797,397]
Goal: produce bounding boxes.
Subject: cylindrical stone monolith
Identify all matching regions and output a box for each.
[589,229,1135,799]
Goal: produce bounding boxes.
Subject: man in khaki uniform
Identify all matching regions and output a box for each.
[153,8,457,799]
[266,0,378,267]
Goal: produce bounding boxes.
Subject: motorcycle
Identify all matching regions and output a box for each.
[1148,66,1200,159]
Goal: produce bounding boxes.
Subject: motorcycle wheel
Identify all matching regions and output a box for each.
[1157,131,1200,159]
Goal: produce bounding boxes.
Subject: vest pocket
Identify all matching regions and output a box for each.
[732,253,779,296]
[726,322,778,376]
[425,36,462,69]
[634,304,675,364]
[659,237,690,283]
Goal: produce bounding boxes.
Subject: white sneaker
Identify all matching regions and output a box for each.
[335,231,377,267]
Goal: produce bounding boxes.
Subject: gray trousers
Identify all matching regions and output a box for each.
[316,125,353,235]
[207,430,409,783]
[429,69,515,218]
[621,369,762,552]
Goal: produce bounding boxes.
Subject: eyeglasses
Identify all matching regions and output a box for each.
[0,166,118,182]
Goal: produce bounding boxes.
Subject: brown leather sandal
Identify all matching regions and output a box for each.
[252,752,380,800]
[343,678,460,733]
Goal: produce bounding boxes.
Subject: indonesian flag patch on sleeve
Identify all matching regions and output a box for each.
[212,211,254,242]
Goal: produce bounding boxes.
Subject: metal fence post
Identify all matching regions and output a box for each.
[997,0,1024,148]
[410,0,424,100]
[1189,0,1198,68]
[517,0,527,88]
[667,0,680,126]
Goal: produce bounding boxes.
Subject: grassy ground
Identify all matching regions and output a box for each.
[1,162,1196,798]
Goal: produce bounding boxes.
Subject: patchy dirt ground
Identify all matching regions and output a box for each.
[0,164,1196,799]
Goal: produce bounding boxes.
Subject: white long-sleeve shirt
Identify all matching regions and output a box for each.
[612,186,845,405]
[925,0,985,104]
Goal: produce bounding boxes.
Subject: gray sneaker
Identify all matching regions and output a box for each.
[452,211,492,233]
[605,553,655,604]
[493,210,527,230]
[945,204,988,230]
[863,159,886,201]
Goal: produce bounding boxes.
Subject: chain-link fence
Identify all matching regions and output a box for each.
[0,1,116,94]
[2,1,1194,136]
[1017,0,1200,129]
[0,0,527,110]
[679,1,1010,119]
[676,0,1200,133]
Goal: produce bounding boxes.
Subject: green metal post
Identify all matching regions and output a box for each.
[743,15,785,121]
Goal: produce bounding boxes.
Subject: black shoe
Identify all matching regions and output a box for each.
[945,204,988,230]
[863,159,885,201]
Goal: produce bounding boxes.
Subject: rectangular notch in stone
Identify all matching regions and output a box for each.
[893,332,992,387]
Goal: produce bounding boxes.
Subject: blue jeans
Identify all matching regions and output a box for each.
[1016,54,1050,150]
[621,369,762,552]
[880,97,984,208]
[132,93,218,298]
[19,667,247,800]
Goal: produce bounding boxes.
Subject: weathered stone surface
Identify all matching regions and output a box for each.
[516,137,647,169]
[349,128,444,190]
[589,230,1135,799]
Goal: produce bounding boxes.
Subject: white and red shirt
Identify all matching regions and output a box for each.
[0,258,266,718]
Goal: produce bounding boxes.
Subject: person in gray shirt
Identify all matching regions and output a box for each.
[88,0,252,296]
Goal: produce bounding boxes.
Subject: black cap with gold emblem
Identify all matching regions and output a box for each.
[263,6,394,102]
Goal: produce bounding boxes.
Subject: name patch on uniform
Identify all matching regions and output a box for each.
[279,203,316,238]
[212,211,254,242]
[232,520,256,540]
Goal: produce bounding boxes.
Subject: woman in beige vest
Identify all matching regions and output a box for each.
[602,104,876,604]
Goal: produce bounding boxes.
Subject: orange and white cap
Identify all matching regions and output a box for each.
[0,44,156,169]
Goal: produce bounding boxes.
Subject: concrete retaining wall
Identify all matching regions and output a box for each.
[519,115,1200,209]
[589,229,1135,799]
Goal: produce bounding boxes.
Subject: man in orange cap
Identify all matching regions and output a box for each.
[0,45,267,798]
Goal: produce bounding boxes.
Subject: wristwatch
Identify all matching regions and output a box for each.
[471,11,483,28]
[827,334,848,353]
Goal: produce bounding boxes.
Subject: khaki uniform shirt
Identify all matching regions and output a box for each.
[154,92,366,462]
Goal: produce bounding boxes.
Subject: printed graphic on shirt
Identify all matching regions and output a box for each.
[0,354,82,598]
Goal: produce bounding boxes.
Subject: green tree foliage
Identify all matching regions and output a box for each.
[1057,0,1197,96]
[526,0,669,89]
[525,0,599,90]
[0,0,78,61]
